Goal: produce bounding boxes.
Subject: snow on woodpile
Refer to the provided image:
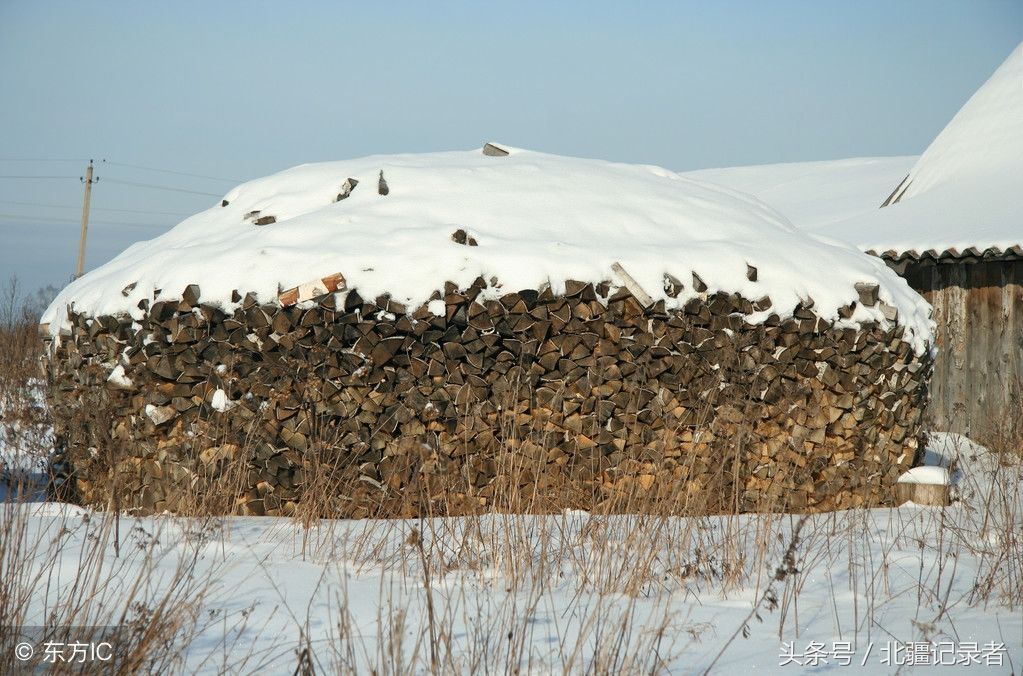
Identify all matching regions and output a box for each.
[821,42,1023,256]
[43,146,941,517]
[43,145,933,352]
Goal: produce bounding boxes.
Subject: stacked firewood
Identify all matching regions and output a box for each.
[42,275,932,517]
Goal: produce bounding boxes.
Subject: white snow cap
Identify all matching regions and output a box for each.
[897,466,951,486]
[821,42,1023,255]
[43,145,933,352]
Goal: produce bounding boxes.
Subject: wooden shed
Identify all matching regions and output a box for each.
[876,245,1023,448]
[866,43,1023,448]
[683,43,1023,451]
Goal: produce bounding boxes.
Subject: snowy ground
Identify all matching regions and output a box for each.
[2,433,1020,674]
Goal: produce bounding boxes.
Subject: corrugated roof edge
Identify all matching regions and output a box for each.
[868,244,1023,265]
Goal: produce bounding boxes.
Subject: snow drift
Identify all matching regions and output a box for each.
[43,146,933,352]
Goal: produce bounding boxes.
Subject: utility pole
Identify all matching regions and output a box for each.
[76,160,98,279]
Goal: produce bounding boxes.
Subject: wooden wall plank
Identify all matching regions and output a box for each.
[901,260,1022,447]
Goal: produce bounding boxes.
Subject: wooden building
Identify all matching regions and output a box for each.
[684,43,1022,450]
[874,245,1023,448]
[865,44,1022,449]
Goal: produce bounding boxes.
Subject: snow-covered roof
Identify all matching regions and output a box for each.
[43,145,933,352]
[684,156,916,231]
[820,42,1023,258]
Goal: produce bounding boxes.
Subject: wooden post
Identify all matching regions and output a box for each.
[76,160,95,279]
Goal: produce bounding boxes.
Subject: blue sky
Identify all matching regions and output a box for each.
[1,1,1020,293]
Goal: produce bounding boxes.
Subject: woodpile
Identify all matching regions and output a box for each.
[42,275,932,518]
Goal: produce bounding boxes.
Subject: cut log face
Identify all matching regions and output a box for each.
[336,177,359,202]
[878,302,899,321]
[895,482,949,506]
[279,273,347,308]
[451,229,478,246]
[181,284,201,309]
[662,273,683,298]
[44,274,932,519]
[855,282,880,307]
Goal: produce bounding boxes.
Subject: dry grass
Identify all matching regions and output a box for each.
[0,279,243,673]
[1,278,55,502]
[2,441,1020,672]
[2,277,1021,673]
[0,503,229,674]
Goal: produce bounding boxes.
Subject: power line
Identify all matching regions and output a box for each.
[0,198,189,217]
[0,199,80,210]
[0,212,78,222]
[0,175,79,179]
[102,159,241,183]
[0,158,90,163]
[101,177,223,197]
[0,158,241,184]
[0,213,79,223]
[0,174,221,197]
[0,213,174,228]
